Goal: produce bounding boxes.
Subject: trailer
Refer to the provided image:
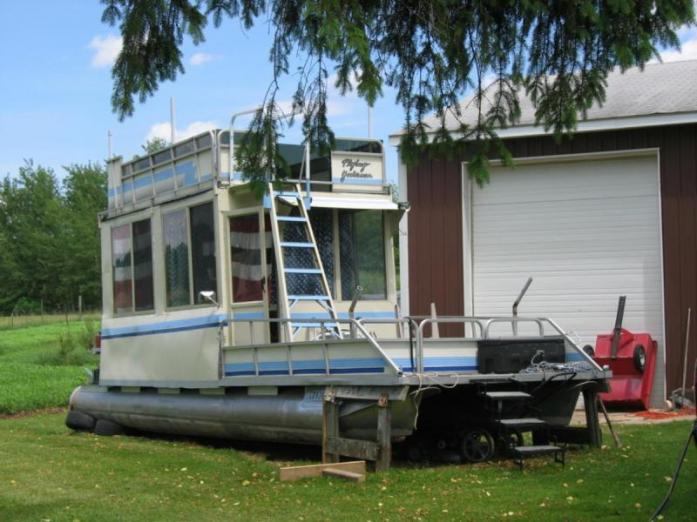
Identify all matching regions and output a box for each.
[67,114,610,469]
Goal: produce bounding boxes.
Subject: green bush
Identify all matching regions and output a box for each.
[39,321,97,366]
[11,297,42,315]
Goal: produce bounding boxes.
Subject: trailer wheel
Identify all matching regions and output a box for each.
[633,344,646,373]
[461,429,495,463]
[94,419,124,436]
[65,410,95,431]
[582,345,595,357]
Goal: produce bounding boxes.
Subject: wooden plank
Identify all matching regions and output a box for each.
[321,468,366,482]
[279,461,366,482]
[326,437,380,461]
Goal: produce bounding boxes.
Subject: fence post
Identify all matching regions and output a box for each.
[78,295,83,320]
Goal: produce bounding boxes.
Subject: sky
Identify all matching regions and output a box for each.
[0,2,696,183]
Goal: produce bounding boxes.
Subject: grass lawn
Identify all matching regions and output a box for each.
[0,320,97,414]
[0,413,695,521]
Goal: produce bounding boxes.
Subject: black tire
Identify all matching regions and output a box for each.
[65,410,95,431]
[461,429,495,463]
[633,344,646,373]
[93,419,124,436]
[582,345,595,357]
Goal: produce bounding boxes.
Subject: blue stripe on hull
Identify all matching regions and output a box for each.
[101,310,394,339]
[224,357,387,377]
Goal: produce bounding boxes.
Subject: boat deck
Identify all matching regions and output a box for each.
[220,315,609,387]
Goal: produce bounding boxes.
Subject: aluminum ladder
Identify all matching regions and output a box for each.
[267,182,342,341]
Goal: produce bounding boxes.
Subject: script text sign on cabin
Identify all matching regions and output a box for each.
[331,151,384,193]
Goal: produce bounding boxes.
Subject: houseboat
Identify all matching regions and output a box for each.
[67,112,609,468]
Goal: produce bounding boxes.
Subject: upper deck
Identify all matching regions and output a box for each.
[106,130,395,218]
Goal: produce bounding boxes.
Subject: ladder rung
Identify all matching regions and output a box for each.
[274,191,302,198]
[285,268,322,274]
[276,216,307,222]
[291,321,339,328]
[288,295,331,301]
[280,241,314,248]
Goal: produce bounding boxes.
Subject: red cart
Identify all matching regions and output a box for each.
[590,296,657,410]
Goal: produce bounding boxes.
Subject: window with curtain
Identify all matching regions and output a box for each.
[230,214,265,302]
[164,202,218,307]
[112,219,153,314]
[163,209,191,307]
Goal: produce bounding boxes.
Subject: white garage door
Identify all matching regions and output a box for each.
[468,153,664,405]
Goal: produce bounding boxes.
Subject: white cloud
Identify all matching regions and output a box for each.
[146,120,218,142]
[88,34,123,68]
[190,52,217,66]
[652,27,697,63]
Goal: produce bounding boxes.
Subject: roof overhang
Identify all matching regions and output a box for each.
[311,192,398,210]
[388,111,697,146]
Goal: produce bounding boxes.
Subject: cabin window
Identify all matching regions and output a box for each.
[164,202,218,308]
[111,219,154,314]
[190,203,217,304]
[230,214,265,302]
[133,220,154,311]
[339,210,386,300]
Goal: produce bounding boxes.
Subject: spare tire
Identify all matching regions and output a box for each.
[633,344,646,373]
[65,410,95,431]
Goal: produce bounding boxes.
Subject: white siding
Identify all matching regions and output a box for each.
[468,153,665,406]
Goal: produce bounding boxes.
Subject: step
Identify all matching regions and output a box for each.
[497,418,547,430]
[273,191,302,198]
[512,445,562,456]
[484,391,532,400]
[288,295,331,301]
[285,268,322,274]
[276,215,307,222]
[280,241,314,248]
[512,445,565,469]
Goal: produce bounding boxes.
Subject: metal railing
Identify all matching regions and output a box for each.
[221,317,402,376]
[219,314,605,378]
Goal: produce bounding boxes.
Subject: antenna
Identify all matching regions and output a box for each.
[170,97,176,143]
[107,130,112,159]
[368,105,373,138]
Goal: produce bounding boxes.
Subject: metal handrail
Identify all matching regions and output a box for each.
[482,317,545,338]
[541,317,605,372]
[415,317,487,374]
[221,314,606,377]
[222,316,402,374]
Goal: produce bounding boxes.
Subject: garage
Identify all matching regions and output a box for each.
[465,152,665,404]
[397,60,697,406]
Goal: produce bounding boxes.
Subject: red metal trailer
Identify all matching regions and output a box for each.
[591,297,658,410]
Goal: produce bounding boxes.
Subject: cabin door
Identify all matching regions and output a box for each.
[227,210,272,345]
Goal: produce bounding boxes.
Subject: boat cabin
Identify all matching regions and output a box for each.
[100,129,403,386]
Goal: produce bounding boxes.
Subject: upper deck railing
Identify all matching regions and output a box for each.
[106,128,391,216]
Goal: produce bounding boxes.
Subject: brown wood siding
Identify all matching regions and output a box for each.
[407,123,697,394]
[407,156,464,336]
